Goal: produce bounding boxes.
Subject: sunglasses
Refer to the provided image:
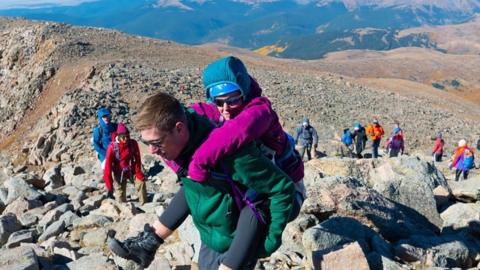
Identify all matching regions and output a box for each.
[140,131,170,149]
[214,95,243,107]
[140,138,163,148]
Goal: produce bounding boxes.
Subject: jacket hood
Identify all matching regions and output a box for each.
[97,107,117,133]
[97,108,111,120]
[203,56,252,102]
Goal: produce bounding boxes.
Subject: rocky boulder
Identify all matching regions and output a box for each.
[368,156,448,229]
[3,176,42,205]
[0,246,40,270]
[0,213,22,246]
[320,241,370,270]
[440,203,480,230]
[394,234,475,268]
[303,175,438,241]
[43,164,65,191]
[448,175,480,202]
[307,157,376,180]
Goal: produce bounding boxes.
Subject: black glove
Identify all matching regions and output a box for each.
[107,190,114,199]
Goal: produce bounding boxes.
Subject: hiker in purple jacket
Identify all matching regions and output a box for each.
[187,56,306,221]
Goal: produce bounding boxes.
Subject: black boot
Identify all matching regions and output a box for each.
[108,224,163,267]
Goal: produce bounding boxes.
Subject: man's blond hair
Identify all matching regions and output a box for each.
[135,92,186,132]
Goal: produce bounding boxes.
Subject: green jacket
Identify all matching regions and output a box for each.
[177,109,295,256]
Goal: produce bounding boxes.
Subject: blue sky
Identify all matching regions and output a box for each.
[0,0,99,10]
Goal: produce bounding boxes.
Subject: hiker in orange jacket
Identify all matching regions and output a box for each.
[104,122,147,204]
[366,118,384,158]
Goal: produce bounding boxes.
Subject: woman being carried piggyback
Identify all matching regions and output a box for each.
[188,56,306,220]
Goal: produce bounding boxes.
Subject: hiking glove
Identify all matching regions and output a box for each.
[107,190,114,199]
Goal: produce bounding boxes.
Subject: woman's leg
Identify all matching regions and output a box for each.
[455,169,462,181]
[221,206,265,269]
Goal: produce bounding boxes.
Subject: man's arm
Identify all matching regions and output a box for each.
[155,187,190,239]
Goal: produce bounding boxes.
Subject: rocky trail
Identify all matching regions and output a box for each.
[1,18,480,270]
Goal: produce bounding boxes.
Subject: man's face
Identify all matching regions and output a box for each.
[102,115,110,124]
[140,123,188,160]
[213,91,244,120]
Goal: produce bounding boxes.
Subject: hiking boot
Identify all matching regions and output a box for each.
[108,224,163,267]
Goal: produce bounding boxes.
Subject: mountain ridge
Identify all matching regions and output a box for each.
[1,0,478,59]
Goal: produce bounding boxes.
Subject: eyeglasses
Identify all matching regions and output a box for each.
[214,95,243,107]
[140,131,170,149]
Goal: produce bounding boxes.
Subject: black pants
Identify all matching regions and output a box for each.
[434,153,442,162]
[160,189,264,270]
[198,206,265,270]
[455,169,469,181]
[300,144,312,161]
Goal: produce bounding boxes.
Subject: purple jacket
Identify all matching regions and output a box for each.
[188,78,304,182]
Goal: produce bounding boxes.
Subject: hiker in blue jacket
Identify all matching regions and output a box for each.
[92,108,118,168]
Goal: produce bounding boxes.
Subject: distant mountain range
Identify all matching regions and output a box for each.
[0,0,479,59]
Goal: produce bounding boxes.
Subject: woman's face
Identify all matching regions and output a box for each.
[213,91,244,120]
[117,133,128,143]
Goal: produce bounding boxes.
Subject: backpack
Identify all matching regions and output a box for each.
[259,131,302,182]
[463,148,475,169]
[342,129,353,146]
[112,139,135,171]
[390,133,403,150]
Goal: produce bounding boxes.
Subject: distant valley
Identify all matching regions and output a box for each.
[1,0,479,59]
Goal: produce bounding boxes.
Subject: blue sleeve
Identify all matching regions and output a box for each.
[92,127,106,160]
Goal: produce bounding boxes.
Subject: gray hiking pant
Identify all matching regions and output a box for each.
[300,144,313,161]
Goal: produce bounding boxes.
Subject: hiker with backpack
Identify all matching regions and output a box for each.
[341,128,354,157]
[108,92,295,269]
[450,139,475,181]
[386,121,404,157]
[366,118,385,158]
[92,108,117,169]
[103,123,147,204]
[188,56,305,222]
[351,121,367,158]
[295,117,318,161]
[432,132,444,163]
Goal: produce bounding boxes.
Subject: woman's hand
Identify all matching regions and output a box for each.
[219,263,233,270]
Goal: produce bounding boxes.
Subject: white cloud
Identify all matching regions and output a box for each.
[0,0,99,10]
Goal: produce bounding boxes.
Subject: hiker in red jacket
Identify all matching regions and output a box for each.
[432,132,444,163]
[104,123,147,204]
